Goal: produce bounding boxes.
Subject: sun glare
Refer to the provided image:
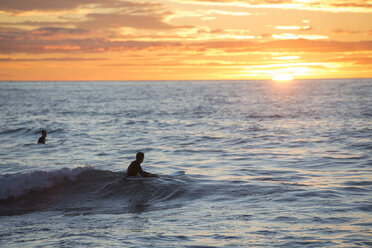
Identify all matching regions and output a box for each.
[272,74,294,81]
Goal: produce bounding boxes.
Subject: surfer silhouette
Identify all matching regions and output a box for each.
[37,130,47,144]
[125,152,158,178]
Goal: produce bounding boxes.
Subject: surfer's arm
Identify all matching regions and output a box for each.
[139,170,159,178]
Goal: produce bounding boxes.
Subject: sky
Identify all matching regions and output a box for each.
[0,0,371,81]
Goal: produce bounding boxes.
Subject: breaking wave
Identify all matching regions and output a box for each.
[0,166,194,216]
[0,166,94,200]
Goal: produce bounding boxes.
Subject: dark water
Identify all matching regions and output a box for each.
[0,79,371,247]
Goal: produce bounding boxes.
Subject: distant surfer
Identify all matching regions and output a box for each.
[38,130,47,144]
[125,152,158,178]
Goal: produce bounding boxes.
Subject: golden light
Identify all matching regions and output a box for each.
[272,74,294,81]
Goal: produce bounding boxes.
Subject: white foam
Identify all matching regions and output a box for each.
[0,166,93,200]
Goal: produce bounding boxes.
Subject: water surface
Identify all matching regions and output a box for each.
[0,79,371,247]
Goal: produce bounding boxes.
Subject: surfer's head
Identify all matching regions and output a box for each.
[41,130,47,138]
[136,152,144,163]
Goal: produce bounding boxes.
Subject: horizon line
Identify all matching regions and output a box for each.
[0,77,371,82]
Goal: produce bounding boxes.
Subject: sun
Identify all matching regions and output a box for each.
[272,74,294,81]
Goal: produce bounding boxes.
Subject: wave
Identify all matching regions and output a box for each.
[0,167,195,216]
[0,127,33,135]
[246,114,284,119]
[0,166,94,201]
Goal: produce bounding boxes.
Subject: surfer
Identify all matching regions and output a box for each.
[38,130,47,144]
[125,152,158,178]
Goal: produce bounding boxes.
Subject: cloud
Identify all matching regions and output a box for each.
[0,57,107,62]
[206,10,252,16]
[272,33,328,40]
[275,26,312,31]
[0,26,91,44]
[178,0,372,12]
[1,24,371,55]
[0,0,159,12]
[332,29,372,36]
[274,56,300,60]
[29,27,89,39]
[0,1,185,32]
[0,0,98,12]
[78,12,182,30]
[183,0,291,3]
[0,29,183,53]
[333,29,361,35]
[331,1,372,9]
[330,56,372,65]
[191,39,372,53]
[265,39,372,53]
[0,20,75,28]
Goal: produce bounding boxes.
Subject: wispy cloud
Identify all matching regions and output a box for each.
[275,26,311,31]
[78,12,189,30]
[272,33,328,40]
[0,57,107,62]
[177,0,372,13]
[191,39,372,53]
[333,29,372,36]
[0,0,160,12]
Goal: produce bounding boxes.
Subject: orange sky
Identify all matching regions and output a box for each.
[0,0,371,80]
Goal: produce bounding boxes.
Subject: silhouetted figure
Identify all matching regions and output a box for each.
[125,152,158,178]
[38,130,47,144]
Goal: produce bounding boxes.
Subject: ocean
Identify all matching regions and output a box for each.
[0,79,371,247]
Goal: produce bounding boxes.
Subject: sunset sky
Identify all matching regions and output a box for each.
[0,0,371,80]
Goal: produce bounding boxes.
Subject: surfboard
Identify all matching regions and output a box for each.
[125,171,185,180]
[125,177,152,181]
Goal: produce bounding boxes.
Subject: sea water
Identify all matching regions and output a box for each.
[0,79,371,247]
